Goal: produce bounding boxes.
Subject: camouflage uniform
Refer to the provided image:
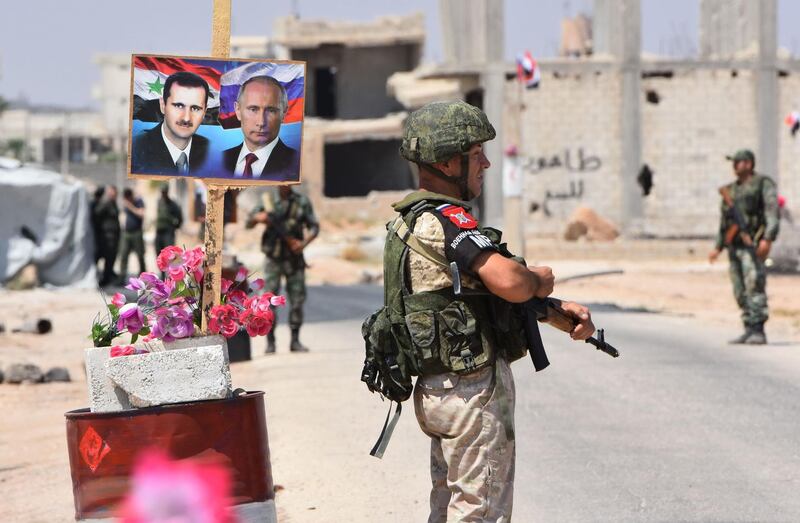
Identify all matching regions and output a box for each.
[92,196,120,287]
[399,101,515,521]
[409,206,515,522]
[155,193,183,257]
[246,188,319,346]
[715,173,780,332]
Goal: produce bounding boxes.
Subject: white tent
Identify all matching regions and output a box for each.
[0,159,97,287]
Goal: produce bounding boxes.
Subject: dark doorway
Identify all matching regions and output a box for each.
[324,139,415,197]
[315,67,337,118]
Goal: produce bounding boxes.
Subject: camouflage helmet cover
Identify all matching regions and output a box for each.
[400,100,496,164]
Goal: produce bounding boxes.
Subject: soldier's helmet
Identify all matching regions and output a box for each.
[400,100,496,164]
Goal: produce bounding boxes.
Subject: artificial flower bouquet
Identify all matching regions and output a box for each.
[91,245,286,355]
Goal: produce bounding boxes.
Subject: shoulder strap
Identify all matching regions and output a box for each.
[390,216,449,268]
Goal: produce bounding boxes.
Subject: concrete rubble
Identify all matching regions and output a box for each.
[84,334,231,412]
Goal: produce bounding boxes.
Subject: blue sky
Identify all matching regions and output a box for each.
[1,0,798,108]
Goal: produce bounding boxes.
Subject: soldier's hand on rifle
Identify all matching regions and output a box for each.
[529,266,554,298]
[708,248,722,263]
[287,238,304,254]
[560,301,595,340]
[756,239,771,261]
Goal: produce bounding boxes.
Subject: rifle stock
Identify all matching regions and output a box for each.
[719,186,753,247]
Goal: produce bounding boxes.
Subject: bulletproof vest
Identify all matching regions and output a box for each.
[262,193,305,259]
[361,192,527,404]
[724,174,772,243]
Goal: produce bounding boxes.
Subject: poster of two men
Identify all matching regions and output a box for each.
[128,55,305,184]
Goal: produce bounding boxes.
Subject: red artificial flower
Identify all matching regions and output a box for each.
[239,308,274,337]
[208,304,239,338]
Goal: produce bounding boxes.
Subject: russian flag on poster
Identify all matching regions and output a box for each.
[133,56,222,108]
[516,51,540,89]
[218,62,305,129]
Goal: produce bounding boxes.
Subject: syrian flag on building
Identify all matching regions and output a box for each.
[785,111,800,137]
[131,56,222,123]
[516,51,540,89]
[218,62,305,129]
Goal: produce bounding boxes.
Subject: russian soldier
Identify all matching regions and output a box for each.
[380,100,596,521]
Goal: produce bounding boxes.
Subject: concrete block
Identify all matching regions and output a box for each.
[104,345,232,409]
[85,336,230,413]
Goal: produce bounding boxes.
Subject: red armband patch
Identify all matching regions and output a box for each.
[437,204,478,229]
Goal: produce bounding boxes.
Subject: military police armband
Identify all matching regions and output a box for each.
[432,204,496,272]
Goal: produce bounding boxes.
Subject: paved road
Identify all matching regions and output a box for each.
[254,285,800,522]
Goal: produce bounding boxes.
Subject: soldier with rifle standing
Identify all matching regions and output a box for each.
[246,186,319,354]
[709,149,780,345]
[361,101,621,522]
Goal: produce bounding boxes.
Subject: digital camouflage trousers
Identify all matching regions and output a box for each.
[264,258,306,330]
[414,357,516,523]
[728,246,768,327]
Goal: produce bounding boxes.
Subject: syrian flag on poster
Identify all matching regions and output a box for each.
[132,56,222,122]
[516,51,540,89]
[218,62,305,129]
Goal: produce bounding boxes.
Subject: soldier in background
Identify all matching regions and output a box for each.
[92,185,121,287]
[246,186,319,354]
[155,183,183,258]
[709,149,780,344]
[119,188,146,281]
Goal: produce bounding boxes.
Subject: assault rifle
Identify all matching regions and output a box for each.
[719,186,753,247]
[262,211,309,268]
[450,262,619,371]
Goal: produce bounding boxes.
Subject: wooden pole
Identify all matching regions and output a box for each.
[201,0,231,333]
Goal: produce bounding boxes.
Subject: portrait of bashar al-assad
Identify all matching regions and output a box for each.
[222,75,300,181]
[131,71,211,176]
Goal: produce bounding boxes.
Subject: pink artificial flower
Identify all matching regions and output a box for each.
[208,304,239,338]
[235,266,248,283]
[243,295,272,314]
[117,303,146,334]
[193,268,204,283]
[249,278,265,291]
[226,289,248,308]
[182,247,204,272]
[270,295,286,307]
[239,308,274,337]
[110,345,135,357]
[111,292,126,308]
[220,278,233,295]
[149,306,195,343]
[110,345,149,357]
[119,449,234,523]
[156,246,186,281]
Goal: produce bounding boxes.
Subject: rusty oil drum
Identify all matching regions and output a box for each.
[64,391,273,520]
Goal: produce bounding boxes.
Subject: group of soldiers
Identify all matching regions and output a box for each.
[89,180,320,353]
[90,184,184,288]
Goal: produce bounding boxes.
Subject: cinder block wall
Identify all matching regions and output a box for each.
[640,69,756,237]
[509,66,797,239]
[512,71,623,236]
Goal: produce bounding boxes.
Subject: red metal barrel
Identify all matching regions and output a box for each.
[65,391,273,520]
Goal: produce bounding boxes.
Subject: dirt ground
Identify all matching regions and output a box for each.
[1,238,798,521]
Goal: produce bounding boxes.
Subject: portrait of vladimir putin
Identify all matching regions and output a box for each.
[131,71,211,176]
[222,75,300,181]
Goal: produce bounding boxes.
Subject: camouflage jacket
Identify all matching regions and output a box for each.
[246,188,319,261]
[715,173,780,250]
[156,197,183,232]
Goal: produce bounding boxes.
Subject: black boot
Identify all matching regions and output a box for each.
[290,328,309,352]
[265,332,276,354]
[728,327,753,344]
[745,323,767,345]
